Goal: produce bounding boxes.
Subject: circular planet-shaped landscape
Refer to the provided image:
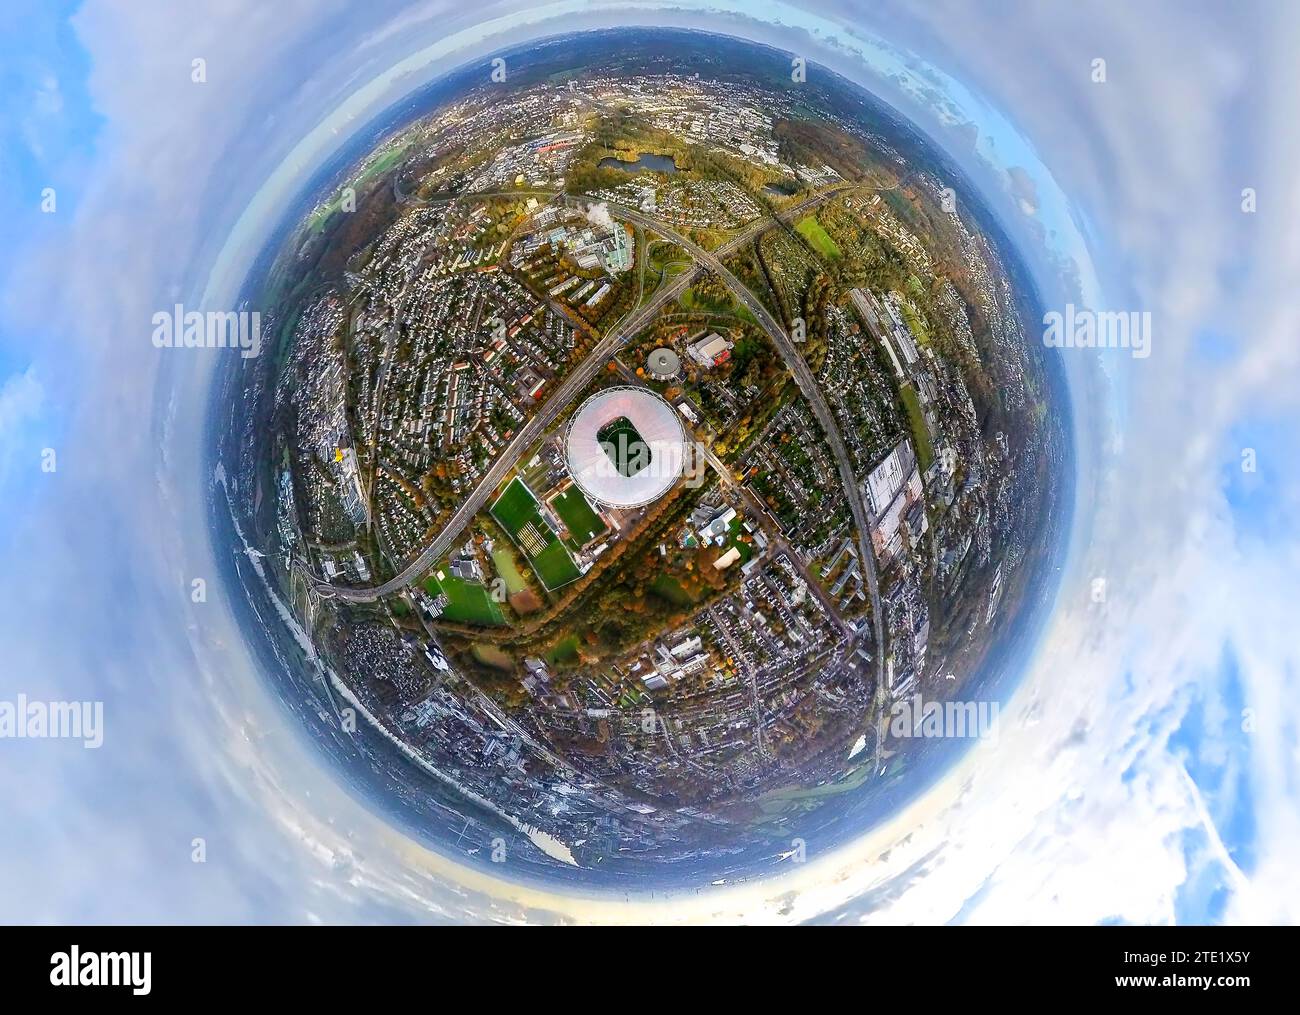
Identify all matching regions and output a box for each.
[212,27,1072,888]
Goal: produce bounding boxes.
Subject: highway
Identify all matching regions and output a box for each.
[314,185,868,625]
[318,252,702,602]
[600,197,888,697]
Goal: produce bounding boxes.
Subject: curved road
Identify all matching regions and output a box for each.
[606,198,887,696]
[317,258,701,602]
[315,185,871,639]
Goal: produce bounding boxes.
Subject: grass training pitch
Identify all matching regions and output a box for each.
[424,572,505,626]
[551,487,608,544]
[490,477,581,590]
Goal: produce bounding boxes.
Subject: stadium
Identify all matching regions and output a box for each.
[564,386,686,508]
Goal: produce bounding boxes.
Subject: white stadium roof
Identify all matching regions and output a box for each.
[565,387,686,507]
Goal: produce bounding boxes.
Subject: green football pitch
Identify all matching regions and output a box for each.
[490,477,540,537]
[423,573,505,626]
[551,487,607,544]
[596,415,650,477]
[490,478,581,590]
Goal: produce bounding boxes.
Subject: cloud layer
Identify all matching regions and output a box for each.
[1,0,1296,924]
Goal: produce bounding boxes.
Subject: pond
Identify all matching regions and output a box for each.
[598,152,679,175]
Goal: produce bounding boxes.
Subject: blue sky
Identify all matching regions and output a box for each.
[0,2,99,504]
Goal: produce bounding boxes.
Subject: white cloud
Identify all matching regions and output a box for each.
[0,366,44,488]
[1,0,1297,925]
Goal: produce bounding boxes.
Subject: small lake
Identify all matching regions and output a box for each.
[598,152,679,175]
